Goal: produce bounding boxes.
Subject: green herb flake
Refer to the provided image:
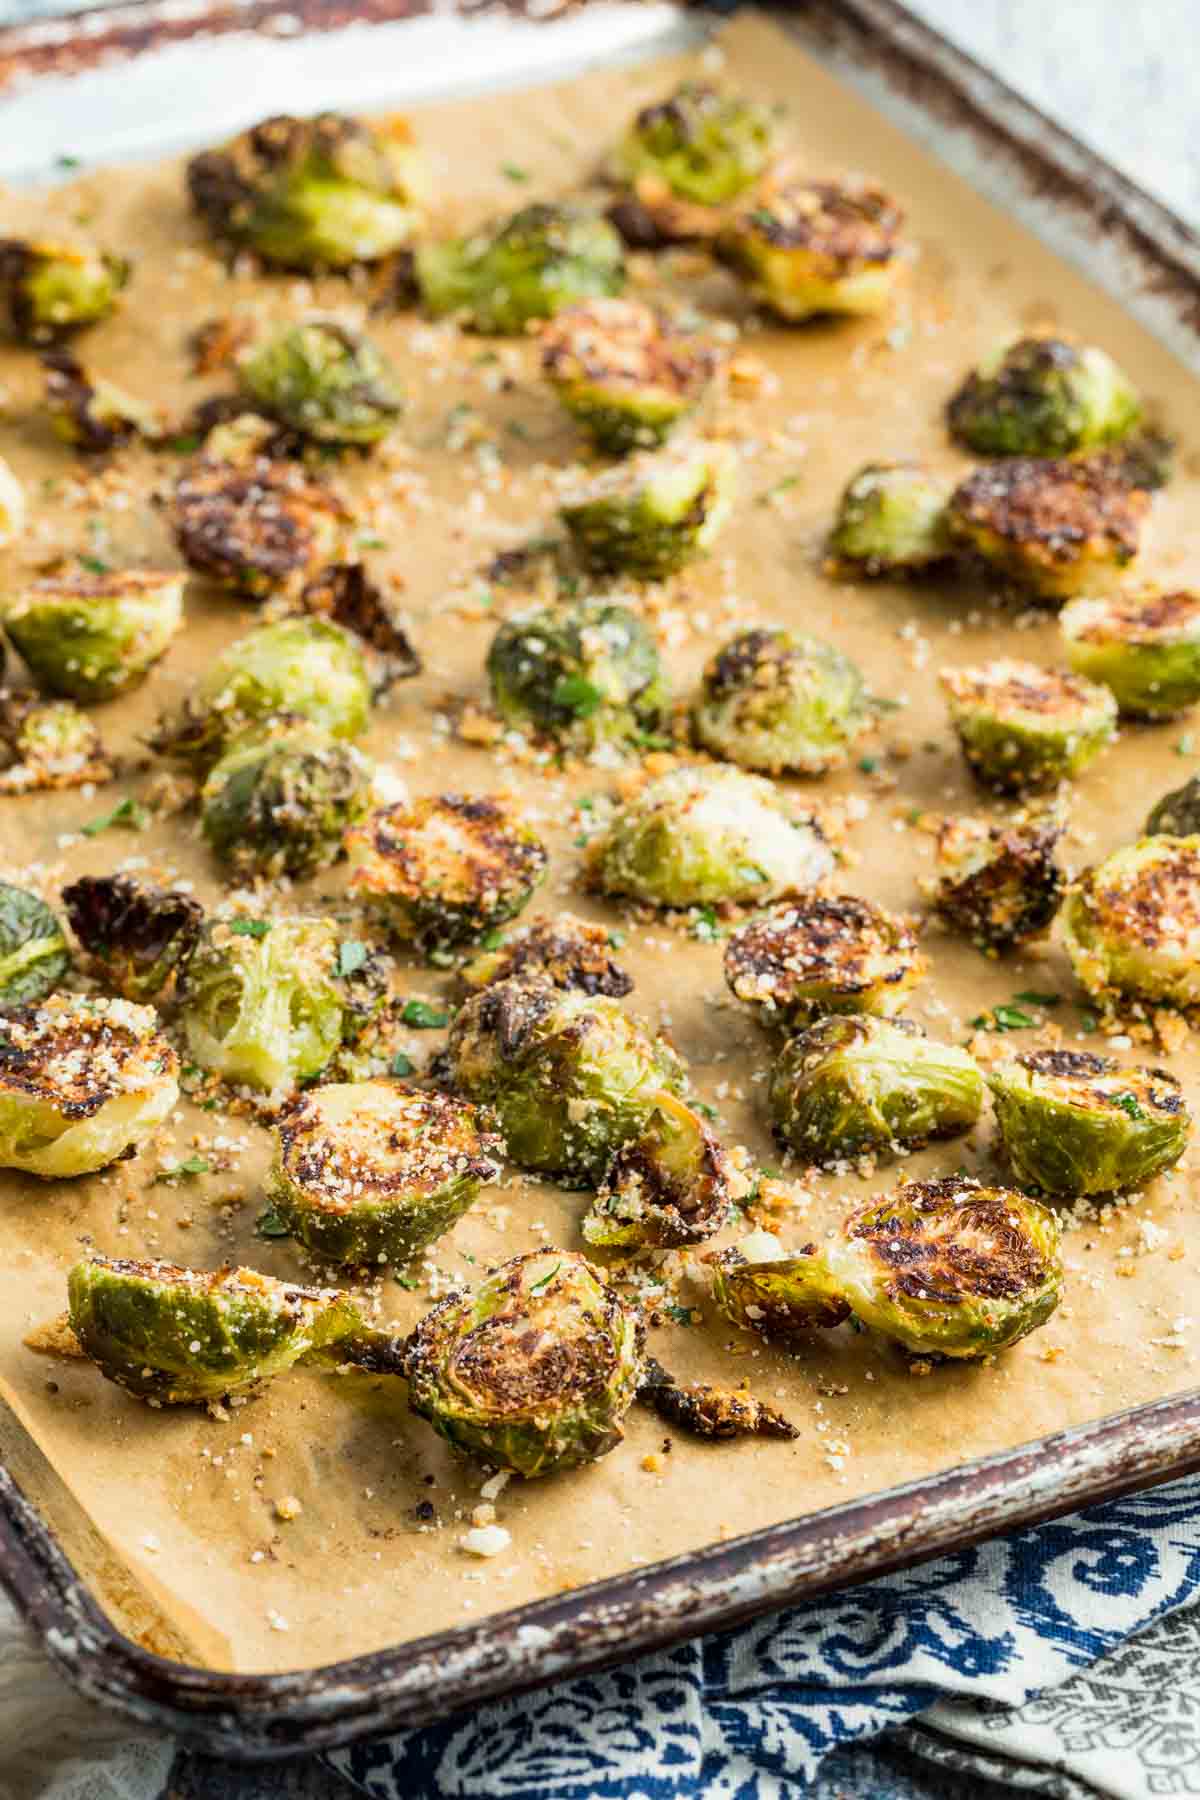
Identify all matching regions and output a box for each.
[389,1051,415,1077]
[1177,734,1195,756]
[171,433,201,455]
[229,918,271,940]
[81,796,148,837]
[1011,990,1061,1009]
[501,163,530,183]
[529,1262,562,1294]
[756,472,802,505]
[666,1302,695,1326]
[394,1270,420,1290]
[256,1207,291,1239]
[690,906,722,942]
[1113,1091,1147,1121]
[552,674,603,718]
[401,999,449,1029]
[357,533,388,551]
[153,1154,210,1184]
[857,755,879,775]
[76,553,110,575]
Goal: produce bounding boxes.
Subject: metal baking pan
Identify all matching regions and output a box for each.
[2,0,1200,1757]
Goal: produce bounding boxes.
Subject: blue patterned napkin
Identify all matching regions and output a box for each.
[327,1472,1200,1799]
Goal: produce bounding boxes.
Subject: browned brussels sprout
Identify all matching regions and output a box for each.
[459,912,632,998]
[0,238,129,344]
[62,874,204,1003]
[0,690,111,793]
[947,457,1150,601]
[724,895,926,1030]
[42,351,163,455]
[929,813,1065,953]
[582,1092,732,1249]
[540,298,715,454]
[718,177,905,321]
[705,1231,851,1341]
[947,335,1141,458]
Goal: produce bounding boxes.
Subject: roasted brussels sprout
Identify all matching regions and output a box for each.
[705,1229,851,1340]
[540,299,715,454]
[947,336,1141,458]
[416,203,625,334]
[559,440,735,580]
[187,112,426,268]
[405,1249,644,1477]
[0,994,178,1178]
[612,84,773,209]
[581,1092,732,1249]
[447,976,684,1186]
[42,351,162,455]
[1060,588,1200,719]
[946,457,1150,601]
[182,916,380,1096]
[827,461,952,575]
[486,600,666,751]
[236,319,404,448]
[201,716,373,879]
[172,435,350,601]
[724,895,925,1029]
[151,616,372,770]
[825,1176,1063,1357]
[1145,774,1200,839]
[62,874,203,1003]
[929,813,1065,953]
[0,883,70,1011]
[0,691,111,793]
[298,560,421,694]
[68,1255,362,1405]
[459,912,632,998]
[594,763,832,909]
[0,456,24,549]
[1062,835,1200,1009]
[692,627,871,775]
[769,1015,984,1164]
[939,658,1117,794]
[639,1358,797,1441]
[717,177,905,321]
[267,1080,501,1266]
[988,1049,1189,1197]
[347,794,547,956]
[0,239,129,343]
[1,570,184,703]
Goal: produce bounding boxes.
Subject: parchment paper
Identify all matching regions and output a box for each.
[0,11,1198,1675]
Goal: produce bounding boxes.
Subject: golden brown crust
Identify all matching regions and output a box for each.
[540,298,713,399]
[949,457,1148,571]
[738,177,903,268]
[172,452,348,594]
[724,895,920,1010]
[849,1177,1049,1306]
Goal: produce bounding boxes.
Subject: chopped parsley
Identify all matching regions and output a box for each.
[389,1052,415,1077]
[401,999,449,1029]
[229,918,271,939]
[255,1207,291,1239]
[552,674,603,718]
[529,1262,562,1293]
[501,162,530,183]
[153,1154,210,1183]
[81,796,148,837]
[1113,1091,1147,1121]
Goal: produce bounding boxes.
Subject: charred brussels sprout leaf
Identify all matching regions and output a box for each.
[62,874,203,1003]
[172,435,350,600]
[0,883,70,1011]
[769,1015,984,1164]
[947,336,1141,458]
[1060,588,1200,719]
[201,716,373,879]
[405,1249,645,1476]
[540,298,715,453]
[487,600,666,751]
[638,1358,797,1441]
[237,319,404,447]
[0,239,129,344]
[594,764,832,909]
[560,440,735,580]
[0,994,179,1177]
[705,1231,851,1341]
[416,203,625,335]
[582,1092,732,1249]
[459,912,632,998]
[298,561,421,695]
[930,813,1065,953]
[940,658,1116,794]
[347,793,548,956]
[267,1080,501,1265]
[187,112,427,268]
[1,570,183,703]
[988,1048,1190,1197]
[826,1176,1063,1358]
[43,351,163,455]
[68,1254,363,1404]
[612,84,773,208]
[0,456,25,548]
[947,457,1150,601]
[1145,774,1200,838]
[828,461,951,575]
[0,690,111,793]
[693,627,871,775]
[447,976,684,1186]
[717,178,905,321]
[1062,835,1200,1009]
[724,895,925,1029]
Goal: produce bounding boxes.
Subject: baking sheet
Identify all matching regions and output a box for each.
[0,8,1199,1676]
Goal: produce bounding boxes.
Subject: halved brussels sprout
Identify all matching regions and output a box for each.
[939,658,1117,794]
[725,895,925,1029]
[201,716,373,879]
[947,457,1150,601]
[825,1176,1063,1357]
[172,436,350,600]
[267,1080,501,1266]
[595,764,832,909]
[930,813,1065,953]
[68,1254,362,1405]
[42,352,162,455]
[827,461,952,575]
[0,690,111,793]
[947,336,1141,458]
[559,440,735,580]
[639,1358,797,1441]
[988,1049,1189,1197]
[62,874,203,1003]
[182,916,381,1096]
[0,994,179,1178]
[769,1015,984,1165]
[1062,835,1200,1009]
[347,794,548,956]
[486,599,666,752]
[0,883,70,1011]
[151,616,372,771]
[459,912,632,998]
[0,456,24,549]
[612,84,773,209]
[705,1230,851,1340]
[405,1248,644,1477]
[540,299,715,454]
[0,239,129,343]
[236,319,404,448]
[1,570,184,703]
[1060,588,1200,719]
[693,626,871,775]
[581,1092,732,1249]
[416,203,625,335]
[1145,774,1200,839]
[447,976,684,1186]
[187,112,427,268]
[717,177,905,321]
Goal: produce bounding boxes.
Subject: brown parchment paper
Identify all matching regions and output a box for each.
[1,11,1199,1675]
